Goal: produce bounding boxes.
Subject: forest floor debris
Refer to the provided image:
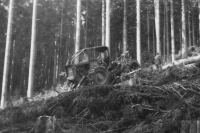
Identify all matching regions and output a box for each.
[0,65,200,133]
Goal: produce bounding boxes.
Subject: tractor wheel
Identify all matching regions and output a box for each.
[93,67,109,85]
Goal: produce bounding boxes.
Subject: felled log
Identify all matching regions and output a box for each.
[175,55,200,65]
[163,55,200,70]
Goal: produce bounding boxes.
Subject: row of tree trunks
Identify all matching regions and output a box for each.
[154,0,198,63]
[2,0,200,109]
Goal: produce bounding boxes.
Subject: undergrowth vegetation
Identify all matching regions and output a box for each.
[0,66,200,133]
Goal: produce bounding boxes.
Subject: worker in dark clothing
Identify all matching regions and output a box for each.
[154,53,162,70]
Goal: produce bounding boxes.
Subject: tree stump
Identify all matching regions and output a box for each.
[29,116,56,133]
[181,120,200,133]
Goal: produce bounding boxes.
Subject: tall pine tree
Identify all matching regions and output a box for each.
[27,0,38,98]
[1,0,14,109]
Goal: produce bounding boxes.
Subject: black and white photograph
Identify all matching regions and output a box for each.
[0,0,200,132]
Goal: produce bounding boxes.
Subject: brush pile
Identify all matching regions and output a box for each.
[0,65,200,133]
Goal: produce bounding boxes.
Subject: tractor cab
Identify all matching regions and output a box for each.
[70,46,109,67]
[65,46,110,88]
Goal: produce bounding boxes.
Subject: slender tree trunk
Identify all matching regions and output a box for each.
[153,26,155,56]
[171,0,175,62]
[57,7,63,84]
[34,59,38,89]
[166,2,169,63]
[46,56,49,86]
[9,40,15,96]
[47,57,51,86]
[181,0,187,58]
[42,49,46,87]
[199,0,200,44]
[20,59,25,95]
[115,40,117,59]
[85,0,88,47]
[102,0,105,46]
[137,0,141,65]
[118,41,121,57]
[22,51,28,96]
[147,9,150,53]
[44,58,48,87]
[163,3,166,60]
[24,52,29,95]
[1,0,14,109]
[75,0,81,53]
[53,40,57,85]
[192,11,195,46]
[0,48,3,81]
[21,59,25,95]
[180,28,182,47]
[123,0,127,53]
[66,25,71,61]
[106,0,111,54]
[154,0,161,54]
[37,62,40,88]
[50,54,54,85]
[73,19,76,51]
[188,11,191,47]
[56,43,59,84]
[27,0,38,98]
[197,120,200,133]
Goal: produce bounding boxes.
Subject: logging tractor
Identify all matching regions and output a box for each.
[65,46,140,89]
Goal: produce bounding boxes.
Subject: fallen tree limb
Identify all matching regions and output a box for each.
[162,55,200,69]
